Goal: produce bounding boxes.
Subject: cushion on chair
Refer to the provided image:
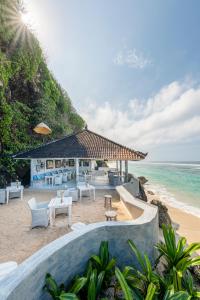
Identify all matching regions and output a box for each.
[28,198,37,210]
[11,182,21,187]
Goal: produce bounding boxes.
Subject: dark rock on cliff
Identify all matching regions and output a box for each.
[138,182,148,202]
[150,199,172,227]
[138,176,148,185]
[148,190,155,195]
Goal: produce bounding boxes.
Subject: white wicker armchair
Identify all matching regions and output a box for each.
[9,182,22,199]
[28,198,49,228]
[54,175,62,185]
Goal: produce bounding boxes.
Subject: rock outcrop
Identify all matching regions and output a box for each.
[150,199,172,227]
[148,190,155,195]
[190,265,200,283]
[138,182,148,202]
[138,176,148,185]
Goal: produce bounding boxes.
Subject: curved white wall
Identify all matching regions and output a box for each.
[0,187,158,300]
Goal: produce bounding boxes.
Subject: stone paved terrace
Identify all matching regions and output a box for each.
[0,189,132,263]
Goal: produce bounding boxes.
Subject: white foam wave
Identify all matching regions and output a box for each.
[146,183,200,218]
[131,161,200,167]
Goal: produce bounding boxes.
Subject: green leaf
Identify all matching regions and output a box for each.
[69,277,87,294]
[96,271,105,295]
[128,240,146,272]
[115,267,133,300]
[45,273,59,292]
[105,257,116,271]
[99,241,109,268]
[193,291,200,297]
[91,255,102,266]
[44,273,61,298]
[184,243,200,256]
[145,282,156,300]
[122,266,135,278]
[59,293,79,300]
[87,269,97,300]
[167,291,191,300]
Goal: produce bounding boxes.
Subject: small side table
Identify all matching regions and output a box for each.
[104,194,112,208]
[105,210,117,221]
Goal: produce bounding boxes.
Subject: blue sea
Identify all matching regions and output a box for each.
[129,161,200,217]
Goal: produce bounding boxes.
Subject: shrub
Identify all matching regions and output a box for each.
[44,226,200,299]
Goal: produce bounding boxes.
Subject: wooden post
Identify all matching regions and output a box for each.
[116,160,119,170]
[75,158,79,182]
[125,160,128,183]
[30,159,33,187]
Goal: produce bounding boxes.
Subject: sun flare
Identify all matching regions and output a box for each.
[21,12,34,28]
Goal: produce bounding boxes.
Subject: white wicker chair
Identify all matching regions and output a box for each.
[10,182,21,187]
[0,189,6,204]
[9,182,22,199]
[62,174,68,183]
[54,175,62,185]
[68,188,78,202]
[28,198,49,228]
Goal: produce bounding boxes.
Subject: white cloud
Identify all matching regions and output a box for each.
[81,81,200,152]
[113,48,152,69]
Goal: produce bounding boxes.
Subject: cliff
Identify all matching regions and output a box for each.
[0,0,84,185]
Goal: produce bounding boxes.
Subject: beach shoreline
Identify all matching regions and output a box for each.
[146,187,200,248]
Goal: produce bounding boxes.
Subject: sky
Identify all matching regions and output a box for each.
[24,0,200,161]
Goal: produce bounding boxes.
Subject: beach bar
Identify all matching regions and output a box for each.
[13,128,147,189]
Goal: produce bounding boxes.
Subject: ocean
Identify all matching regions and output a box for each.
[128,161,200,217]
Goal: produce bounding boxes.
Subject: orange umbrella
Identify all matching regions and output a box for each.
[33,122,52,135]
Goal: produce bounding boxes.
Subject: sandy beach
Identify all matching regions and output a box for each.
[146,189,200,249]
[168,206,200,245]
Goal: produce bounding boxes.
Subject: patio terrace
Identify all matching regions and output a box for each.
[0,189,133,263]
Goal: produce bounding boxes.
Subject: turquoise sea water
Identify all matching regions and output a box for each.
[129,161,200,216]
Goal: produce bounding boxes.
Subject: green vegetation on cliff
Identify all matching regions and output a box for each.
[0,0,84,186]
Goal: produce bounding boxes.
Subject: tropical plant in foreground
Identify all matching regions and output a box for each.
[182,271,200,299]
[115,239,161,298]
[44,273,88,299]
[115,266,158,300]
[155,225,200,291]
[163,290,191,300]
[79,241,115,299]
[86,268,105,300]
[90,240,116,282]
[45,229,200,300]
